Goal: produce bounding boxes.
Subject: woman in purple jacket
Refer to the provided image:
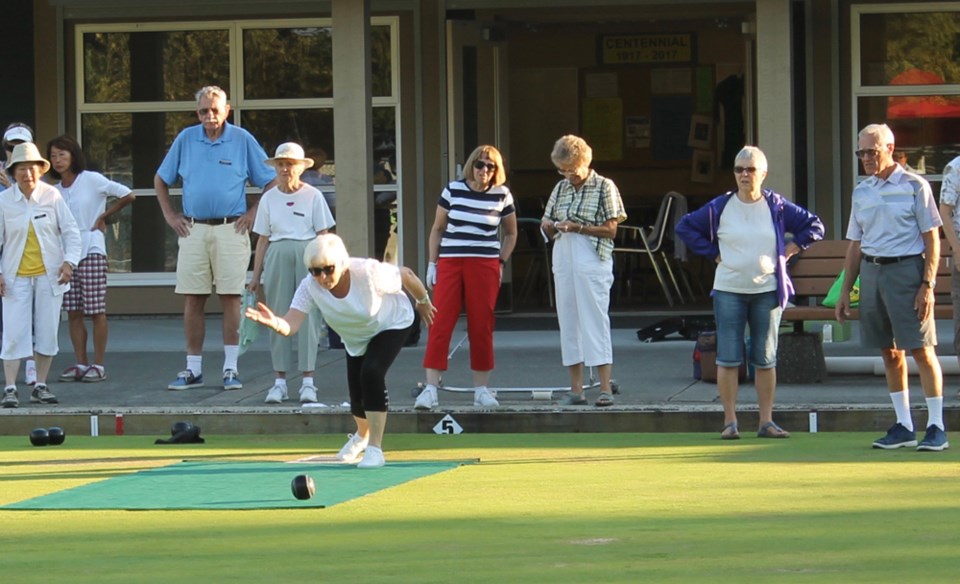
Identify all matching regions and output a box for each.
[676,146,824,440]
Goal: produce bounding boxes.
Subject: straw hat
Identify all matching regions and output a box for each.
[7,142,50,174]
[265,142,314,169]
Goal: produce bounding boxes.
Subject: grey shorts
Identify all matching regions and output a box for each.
[858,256,936,350]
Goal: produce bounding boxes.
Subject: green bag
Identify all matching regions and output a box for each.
[238,290,261,356]
[822,269,860,308]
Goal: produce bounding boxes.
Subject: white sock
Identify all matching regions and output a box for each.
[890,390,913,431]
[223,345,239,372]
[302,376,314,388]
[925,396,944,431]
[186,355,202,378]
[274,378,287,388]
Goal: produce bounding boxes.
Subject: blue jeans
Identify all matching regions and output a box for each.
[713,290,781,368]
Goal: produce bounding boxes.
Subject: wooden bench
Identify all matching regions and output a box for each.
[783,239,953,332]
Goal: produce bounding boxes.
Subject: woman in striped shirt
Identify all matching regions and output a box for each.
[414,145,518,410]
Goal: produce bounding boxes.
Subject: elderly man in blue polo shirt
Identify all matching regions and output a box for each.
[155,85,276,392]
[835,123,948,452]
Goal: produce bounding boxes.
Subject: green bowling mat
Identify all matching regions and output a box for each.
[4,460,468,510]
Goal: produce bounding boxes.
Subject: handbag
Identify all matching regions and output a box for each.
[821,269,860,308]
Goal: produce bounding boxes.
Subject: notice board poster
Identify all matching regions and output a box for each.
[582,97,623,161]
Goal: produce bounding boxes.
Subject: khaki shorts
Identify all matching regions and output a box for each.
[175,223,250,295]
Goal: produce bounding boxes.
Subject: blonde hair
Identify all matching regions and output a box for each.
[462,145,507,186]
[304,233,349,269]
[551,135,592,169]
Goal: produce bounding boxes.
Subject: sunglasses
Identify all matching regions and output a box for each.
[854,148,882,159]
[308,265,337,277]
[733,166,758,175]
[473,161,497,172]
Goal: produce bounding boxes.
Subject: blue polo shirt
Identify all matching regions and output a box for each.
[156,122,276,219]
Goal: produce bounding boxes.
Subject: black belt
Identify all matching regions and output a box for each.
[186,216,240,225]
[862,253,922,265]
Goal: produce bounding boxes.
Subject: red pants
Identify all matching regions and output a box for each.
[423,257,500,372]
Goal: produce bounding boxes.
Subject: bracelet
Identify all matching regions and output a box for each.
[578,224,583,234]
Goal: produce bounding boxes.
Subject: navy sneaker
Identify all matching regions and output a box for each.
[223,369,242,390]
[872,423,917,449]
[168,370,203,391]
[916,425,950,452]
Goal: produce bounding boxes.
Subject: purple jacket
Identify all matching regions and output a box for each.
[675,189,825,309]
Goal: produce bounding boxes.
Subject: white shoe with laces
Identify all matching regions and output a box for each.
[264,384,287,404]
[414,385,438,410]
[336,433,369,463]
[474,387,499,407]
[299,383,318,404]
[357,445,385,468]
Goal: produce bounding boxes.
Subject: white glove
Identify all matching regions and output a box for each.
[426,262,437,288]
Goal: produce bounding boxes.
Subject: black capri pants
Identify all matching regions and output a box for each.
[345,323,414,418]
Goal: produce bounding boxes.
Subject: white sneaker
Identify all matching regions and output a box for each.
[414,385,438,410]
[474,387,499,407]
[357,445,385,468]
[336,433,369,463]
[299,383,318,404]
[264,384,287,404]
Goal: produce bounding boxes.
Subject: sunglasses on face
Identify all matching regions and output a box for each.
[733,166,758,175]
[308,265,337,277]
[473,161,497,172]
[854,148,882,159]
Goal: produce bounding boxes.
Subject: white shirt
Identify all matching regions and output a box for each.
[0,181,82,295]
[55,170,132,258]
[714,195,777,293]
[252,184,335,241]
[290,258,413,356]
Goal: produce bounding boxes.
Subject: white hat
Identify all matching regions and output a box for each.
[7,142,51,174]
[3,126,33,144]
[265,142,314,169]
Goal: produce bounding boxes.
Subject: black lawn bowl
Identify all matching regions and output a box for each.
[29,428,50,447]
[291,474,316,500]
[47,427,66,446]
[171,421,194,436]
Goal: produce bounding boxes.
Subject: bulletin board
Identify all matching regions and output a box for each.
[510,67,580,169]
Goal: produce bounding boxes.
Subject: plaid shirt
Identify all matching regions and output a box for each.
[542,170,627,260]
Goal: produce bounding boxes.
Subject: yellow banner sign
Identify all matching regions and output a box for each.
[601,34,694,65]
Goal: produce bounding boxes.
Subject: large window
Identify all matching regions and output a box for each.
[852,4,960,187]
[75,18,399,282]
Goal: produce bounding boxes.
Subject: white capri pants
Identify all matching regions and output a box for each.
[552,232,614,367]
[2,274,64,360]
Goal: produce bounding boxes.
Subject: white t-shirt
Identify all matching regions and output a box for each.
[55,171,132,258]
[290,257,413,356]
[713,195,777,293]
[252,184,335,241]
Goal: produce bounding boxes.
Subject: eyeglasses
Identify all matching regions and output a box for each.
[197,107,222,116]
[854,148,883,159]
[556,167,580,176]
[308,265,337,277]
[733,166,758,175]
[473,161,497,172]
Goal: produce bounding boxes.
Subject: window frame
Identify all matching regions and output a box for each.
[74,17,400,285]
[850,2,960,183]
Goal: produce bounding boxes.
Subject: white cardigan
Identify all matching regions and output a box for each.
[0,181,82,296]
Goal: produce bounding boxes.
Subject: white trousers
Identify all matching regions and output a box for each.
[2,274,63,360]
[552,233,614,367]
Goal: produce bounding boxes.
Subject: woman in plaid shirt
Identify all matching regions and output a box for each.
[541,135,626,407]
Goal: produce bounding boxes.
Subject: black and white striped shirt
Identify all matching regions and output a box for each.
[438,180,516,258]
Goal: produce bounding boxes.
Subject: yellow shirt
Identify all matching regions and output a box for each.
[17,222,46,277]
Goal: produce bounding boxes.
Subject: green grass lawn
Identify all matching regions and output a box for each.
[1,433,957,583]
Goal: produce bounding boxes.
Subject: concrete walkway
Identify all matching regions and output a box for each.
[1,314,957,437]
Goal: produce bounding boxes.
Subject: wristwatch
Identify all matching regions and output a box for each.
[923,279,936,289]
[416,295,431,305]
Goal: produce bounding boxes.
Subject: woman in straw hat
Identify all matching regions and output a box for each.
[248,142,335,405]
[0,143,81,408]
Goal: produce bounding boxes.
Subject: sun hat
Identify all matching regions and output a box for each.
[265,142,314,169]
[3,126,33,144]
[7,142,51,174]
